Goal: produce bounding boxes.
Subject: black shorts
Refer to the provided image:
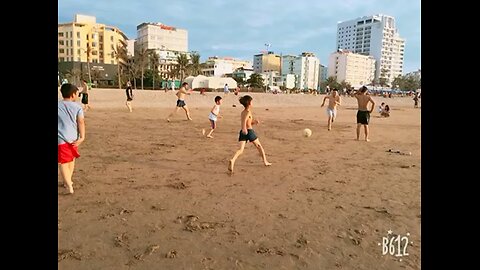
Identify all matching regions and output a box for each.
[81,93,89,104]
[238,129,258,142]
[176,100,186,107]
[357,110,370,125]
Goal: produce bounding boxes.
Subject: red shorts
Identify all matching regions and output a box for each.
[58,143,80,164]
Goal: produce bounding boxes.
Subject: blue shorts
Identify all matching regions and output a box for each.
[238,129,257,142]
[176,100,186,107]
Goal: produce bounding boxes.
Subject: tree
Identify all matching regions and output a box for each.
[148,50,160,90]
[246,73,264,88]
[187,52,201,76]
[379,68,390,87]
[113,44,128,89]
[135,48,149,90]
[320,76,341,91]
[176,53,189,81]
[233,76,245,86]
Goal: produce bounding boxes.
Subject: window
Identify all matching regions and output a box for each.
[92,42,97,47]
[58,32,64,37]
[77,57,81,61]
[59,57,64,62]
[66,49,69,55]
[59,40,64,46]
[77,49,81,55]
[65,32,68,38]
[77,32,80,38]
[59,49,64,53]
[71,49,73,55]
[77,40,80,46]
[70,31,73,38]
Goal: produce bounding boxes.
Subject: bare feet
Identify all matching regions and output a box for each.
[187,118,193,121]
[166,118,171,122]
[264,162,272,166]
[355,138,360,141]
[207,135,213,138]
[365,139,370,142]
[65,183,74,194]
[228,160,234,174]
[328,128,331,131]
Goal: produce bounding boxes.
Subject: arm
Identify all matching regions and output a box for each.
[321,96,327,107]
[73,116,85,146]
[210,105,217,116]
[336,96,341,106]
[369,97,376,113]
[241,113,248,134]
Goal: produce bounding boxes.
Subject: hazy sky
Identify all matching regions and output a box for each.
[58,0,421,73]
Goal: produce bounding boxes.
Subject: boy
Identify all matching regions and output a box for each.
[354,86,375,141]
[202,96,222,138]
[167,82,193,121]
[80,79,91,112]
[228,95,271,174]
[321,88,341,131]
[126,80,133,112]
[58,83,86,194]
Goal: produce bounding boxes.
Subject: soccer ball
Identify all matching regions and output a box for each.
[303,128,312,137]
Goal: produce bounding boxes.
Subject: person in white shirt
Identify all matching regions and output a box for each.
[202,96,222,138]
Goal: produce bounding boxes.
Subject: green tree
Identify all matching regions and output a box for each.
[187,52,202,76]
[176,53,189,81]
[135,48,149,90]
[379,68,390,87]
[246,73,264,88]
[148,50,160,90]
[113,44,128,89]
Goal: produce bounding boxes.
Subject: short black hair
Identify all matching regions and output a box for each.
[182,82,188,87]
[214,96,222,103]
[239,95,252,108]
[359,86,368,93]
[60,83,79,98]
[333,88,338,91]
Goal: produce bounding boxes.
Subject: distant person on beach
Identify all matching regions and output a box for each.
[224,84,230,95]
[80,79,91,112]
[58,83,85,194]
[167,82,193,121]
[378,102,385,114]
[354,86,376,141]
[202,96,222,138]
[381,105,390,117]
[200,88,206,95]
[171,81,175,91]
[228,95,272,174]
[413,93,419,108]
[321,88,341,131]
[125,80,133,112]
[234,87,240,95]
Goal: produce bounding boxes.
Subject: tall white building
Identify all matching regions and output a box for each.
[135,22,188,52]
[336,14,405,84]
[327,50,376,87]
[281,53,319,90]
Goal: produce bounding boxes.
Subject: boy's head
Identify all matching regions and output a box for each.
[239,95,253,108]
[214,96,222,104]
[60,83,79,99]
[381,102,385,106]
[182,82,189,88]
[359,86,368,93]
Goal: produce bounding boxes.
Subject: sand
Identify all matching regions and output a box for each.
[58,89,421,269]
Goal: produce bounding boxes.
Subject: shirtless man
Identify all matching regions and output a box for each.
[166,82,193,121]
[321,88,341,131]
[354,86,375,141]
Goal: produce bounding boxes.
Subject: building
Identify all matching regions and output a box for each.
[319,64,328,83]
[135,22,188,52]
[232,67,254,82]
[281,52,320,90]
[201,56,252,77]
[336,14,405,84]
[253,52,281,73]
[327,50,376,87]
[58,14,129,85]
[127,40,135,57]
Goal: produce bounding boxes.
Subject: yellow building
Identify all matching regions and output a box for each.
[58,14,128,65]
[253,52,281,73]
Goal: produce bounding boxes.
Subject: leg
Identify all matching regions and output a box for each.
[229,141,247,173]
[327,116,332,131]
[252,139,272,166]
[182,106,192,120]
[126,101,132,112]
[59,161,75,194]
[356,124,361,140]
[206,129,215,138]
[206,120,216,138]
[364,125,370,141]
[166,107,180,121]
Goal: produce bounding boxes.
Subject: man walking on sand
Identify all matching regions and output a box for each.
[321,88,341,131]
[353,86,375,141]
[166,82,193,121]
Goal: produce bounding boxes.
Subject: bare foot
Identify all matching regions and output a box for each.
[365,139,370,142]
[65,184,74,194]
[166,118,171,122]
[207,135,213,138]
[264,162,272,166]
[328,127,331,131]
[187,118,193,121]
[355,138,360,141]
[202,129,206,136]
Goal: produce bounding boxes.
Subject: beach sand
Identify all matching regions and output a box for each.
[58,89,421,269]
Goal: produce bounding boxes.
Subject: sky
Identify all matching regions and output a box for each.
[58,0,421,74]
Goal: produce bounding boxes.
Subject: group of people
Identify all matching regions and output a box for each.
[59,81,381,194]
[379,102,391,117]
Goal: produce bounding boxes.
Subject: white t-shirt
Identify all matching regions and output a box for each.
[209,104,220,121]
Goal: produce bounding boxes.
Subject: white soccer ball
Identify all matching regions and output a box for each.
[303,128,312,137]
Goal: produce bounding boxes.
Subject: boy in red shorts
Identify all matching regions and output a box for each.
[58,83,86,194]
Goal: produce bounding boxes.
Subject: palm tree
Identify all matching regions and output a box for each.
[148,50,160,90]
[135,48,149,90]
[187,52,201,76]
[176,53,189,81]
[113,44,128,89]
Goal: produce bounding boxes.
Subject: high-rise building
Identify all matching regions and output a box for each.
[281,53,319,90]
[336,14,405,84]
[135,22,188,52]
[327,50,376,87]
[253,52,281,73]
